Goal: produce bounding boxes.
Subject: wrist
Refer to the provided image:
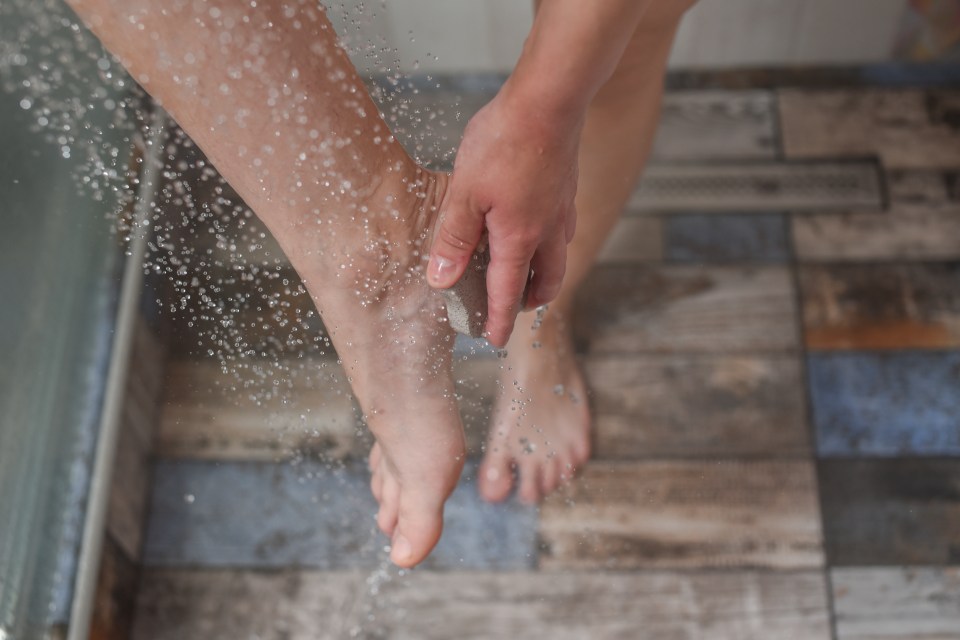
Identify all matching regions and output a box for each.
[496,71,587,139]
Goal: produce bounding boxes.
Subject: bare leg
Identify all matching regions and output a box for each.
[480,1,695,503]
[67,0,463,566]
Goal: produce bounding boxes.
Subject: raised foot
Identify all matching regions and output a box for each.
[279,168,465,567]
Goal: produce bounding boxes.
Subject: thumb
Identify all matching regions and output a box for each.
[427,195,485,289]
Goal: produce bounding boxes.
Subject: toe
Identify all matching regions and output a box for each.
[540,455,561,496]
[376,472,400,537]
[371,465,384,503]
[478,448,514,503]
[368,443,382,472]
[517,458,541,505]
[390,493,445,568]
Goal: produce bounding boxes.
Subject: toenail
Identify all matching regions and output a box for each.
[391,534,412,563]
[485,467,501,482]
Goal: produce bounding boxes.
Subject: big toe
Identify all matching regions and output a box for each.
[478,449,514,503]
[390,495,445,568]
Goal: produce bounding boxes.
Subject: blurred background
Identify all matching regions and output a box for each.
[1,1,959,639]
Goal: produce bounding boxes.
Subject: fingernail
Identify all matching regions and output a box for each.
[391,534,412,563]
[485,467,501,482]
[428,255,456,286]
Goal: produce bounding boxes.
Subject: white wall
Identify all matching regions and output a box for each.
[330,0,908,75]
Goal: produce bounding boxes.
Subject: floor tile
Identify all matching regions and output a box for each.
[793,171,960,262]
[792,202,960,262]
[651,90,778,161]
[158,357,498,461]
[630,161,883,212]
[778,89,960,169]
[665,213,789,263]
[575,266,798,353]
[819,459,960,566]
[132,569,832,640]
[539,461,823,570]
[142,459,537,570]
[799,263,960,350]
[596,216,663,263]
[809,351,960,457]
[91,536,139,640]
[587,354,810,458]
[831,567,960,640]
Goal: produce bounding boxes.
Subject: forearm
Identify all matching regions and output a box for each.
[64,0,415,241]
[502,0,653,127]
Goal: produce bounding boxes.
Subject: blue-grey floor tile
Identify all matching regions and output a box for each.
[143,459,537,570]
[809,351,960,457]
[664,213,789,263]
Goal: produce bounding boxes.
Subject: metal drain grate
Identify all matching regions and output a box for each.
[631,161,884,212]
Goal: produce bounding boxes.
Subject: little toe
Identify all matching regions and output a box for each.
[390,493,445,568]
[376,473,401,537]
[478,448,514,503]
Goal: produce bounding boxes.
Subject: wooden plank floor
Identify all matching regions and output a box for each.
[132,569,831,640]
[120,86,960,640]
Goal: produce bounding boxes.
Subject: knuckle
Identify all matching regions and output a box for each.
[437,224,476,252]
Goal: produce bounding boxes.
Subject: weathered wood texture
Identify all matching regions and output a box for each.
[157,357,498,460]
[141,460,537,570]
[792,171,960,262]
[799,263,960,350]
[132,569,832,640]
[779,90,960,170]
[664,213,789,263]
[808,352,960,457]
[539,461,823,570]
[587,355,810,458]
[575,266,798,353]
[819,460,960,566]
[90,536,139,640]
[831,567,960,640]
[597,216,663,264]
[651,90,778,161]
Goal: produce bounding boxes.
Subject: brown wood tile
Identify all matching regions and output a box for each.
[90,536,139,640]
[132,569,831,640]
[831,567,960,640]
[819,459,960,566]
[574,266,798,353]
[539,461,823,570]
[587,355,810,458]
[157,357,498,461]
[799,263,960,350]
[158,357,361,461]
[778,89,960,169]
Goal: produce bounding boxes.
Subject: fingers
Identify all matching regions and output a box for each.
[428,190,485,289]
[526,230,567,309]
[482,242,532,348]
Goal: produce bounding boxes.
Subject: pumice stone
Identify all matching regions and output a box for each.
[441,248,532,339]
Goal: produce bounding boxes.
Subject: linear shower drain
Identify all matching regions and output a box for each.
[630,160,884,212]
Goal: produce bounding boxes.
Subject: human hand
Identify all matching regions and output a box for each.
[427,89,581,347]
